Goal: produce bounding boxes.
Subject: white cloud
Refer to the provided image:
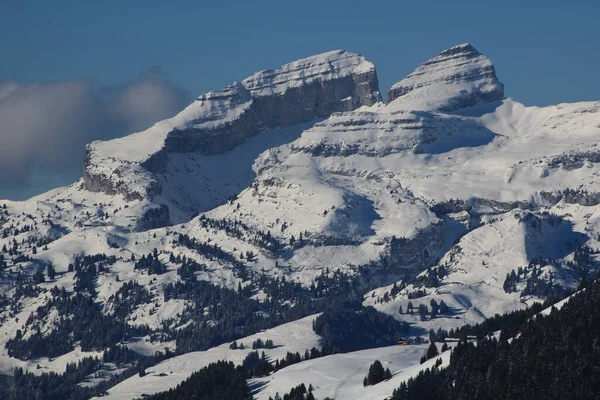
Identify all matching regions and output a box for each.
[111,67,187,133]
[0,68,188,200]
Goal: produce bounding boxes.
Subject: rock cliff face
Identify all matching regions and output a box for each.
[288,107,498,158]
[387,43,504,111]
[165,50,381,155]
[83,50,381,201]
[281,44,504,161]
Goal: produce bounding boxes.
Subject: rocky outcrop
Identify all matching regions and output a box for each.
[385,222,445,274]
[164,50,381,155]
[83,50,381,200]
[546,149,600,171]
[288,108,498,158]
[536,189,600,207]
[387,43,504,111]
[82,146,160,201]
[430,197,532,216]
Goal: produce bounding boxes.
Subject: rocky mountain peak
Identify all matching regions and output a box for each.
[387,43,504,111]
[241,49,378,98]
[436,42,479,58]
[82,50,381,207]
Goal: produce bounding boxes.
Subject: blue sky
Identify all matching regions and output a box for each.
[3,0,599,104]
[0,0,598,199]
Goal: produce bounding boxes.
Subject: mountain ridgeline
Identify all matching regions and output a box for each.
[82,50,382,204]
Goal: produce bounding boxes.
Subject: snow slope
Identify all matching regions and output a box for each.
[92,314,322,400]
[252,344,454,400]
[82,50,381,209]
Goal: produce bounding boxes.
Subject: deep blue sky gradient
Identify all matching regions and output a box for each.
[2,0,599,106]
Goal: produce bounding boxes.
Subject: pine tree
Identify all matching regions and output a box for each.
[47,264,56,280]
[365,360,386,385]
[426,342,439,360]
[439,300,449,314]
[33,269,45,284]
[384,367,392,380]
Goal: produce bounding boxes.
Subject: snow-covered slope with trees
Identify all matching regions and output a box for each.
[1,43,600,399]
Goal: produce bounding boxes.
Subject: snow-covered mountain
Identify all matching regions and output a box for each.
[387,43,503,110]
[1,43,600,399]
[82,50,381,224]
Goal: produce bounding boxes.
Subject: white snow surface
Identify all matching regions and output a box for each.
[252,344,452,400]
[84,50,375,204]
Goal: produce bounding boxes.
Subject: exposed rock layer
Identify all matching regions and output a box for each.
[83,50,381,200]
[387,43,504,111]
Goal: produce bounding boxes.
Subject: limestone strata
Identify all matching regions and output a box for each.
[387,43,504,111]
[164,50,381,154]
[83,50,381,199]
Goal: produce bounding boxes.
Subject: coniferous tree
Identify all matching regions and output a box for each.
[425,342,439,360]
[364,360,386,386]
[47,264,56,280]
[384,367,392,380]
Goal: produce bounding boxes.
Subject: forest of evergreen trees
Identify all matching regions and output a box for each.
[149,361,251,400]
[148,361,322,400]
[391,277,600,400]
[503,244,599,300]
[269,383,318,400]
[363,360,392,386]
[312,305,412,352]
[5,288,150,359]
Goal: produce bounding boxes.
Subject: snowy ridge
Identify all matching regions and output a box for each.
[365,207,593,330]
[242,50,376,96]
[252,344,453,400]
[288,107,498,158]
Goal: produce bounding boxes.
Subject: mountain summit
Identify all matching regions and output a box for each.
[388,43,504,111]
